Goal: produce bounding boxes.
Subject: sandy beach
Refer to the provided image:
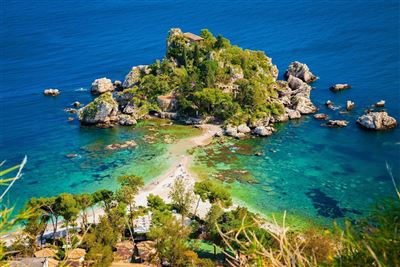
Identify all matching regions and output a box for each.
[135,124,222,218]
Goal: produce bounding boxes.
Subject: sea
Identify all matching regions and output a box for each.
[1,0,399,226]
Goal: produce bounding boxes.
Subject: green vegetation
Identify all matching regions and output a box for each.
[116,28,283,125]
[2,164,399,267]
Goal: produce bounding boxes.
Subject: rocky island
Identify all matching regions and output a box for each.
[78,28,318,137]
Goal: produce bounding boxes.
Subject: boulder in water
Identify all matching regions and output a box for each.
[78,92,119,126]
[43,88,60,96]
[330,84,351,92]
[314,113,328,120]
[253,126,275,136]
[91,78,114,94]
[374,100,385,107]
[357,111,397,130]
[346,100,355,111]
[237,124,251,133]
[327,120,348,127]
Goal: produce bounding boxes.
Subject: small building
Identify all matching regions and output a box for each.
[66,248,86,264]
[183,32,204,43]
[113,241,135,263]
[133,211,152,234]
[34,248,56,258]
[9,257,59,267]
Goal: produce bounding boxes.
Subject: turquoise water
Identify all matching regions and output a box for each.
[1,1,399,223]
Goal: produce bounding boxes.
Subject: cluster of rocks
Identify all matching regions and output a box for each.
[105,140,137,150]
[43,88,60,96]
[78,73,142,127]
[222,61,319,138]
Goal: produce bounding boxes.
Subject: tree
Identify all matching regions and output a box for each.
[22,211,48,251]
[215,34,230,49]
[74,193,93,231]
[193,180,232,217]
[199,60,218,87]
[147,194,169,211]
[92,189,114,212]
[83,216,120,267]
[169,176,194,224]
[148,214,195,267]
[116,175,144,232]
[54,193,80,247]
[27,197,60,244]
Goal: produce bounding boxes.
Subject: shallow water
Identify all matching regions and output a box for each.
[1,1,399,223]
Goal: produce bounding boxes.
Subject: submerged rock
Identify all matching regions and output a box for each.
[327,120,348,127]
[78,92,118,126]
[43,88,60,96]
[374,100,385,107]
[357,111,397,130]
[330,84,351,92]
[67,117,74,122]
[105,140,137,150]
[91,78,114,94]
[284,61,317,83]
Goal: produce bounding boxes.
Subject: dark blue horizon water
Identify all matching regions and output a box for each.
[1,1,399,223]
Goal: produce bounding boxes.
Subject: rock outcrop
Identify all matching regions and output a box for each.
[284,61,317,83]
[237,124,251,133]
[157,94,177,112]
[91,78,114,94]
[78,92,118,126]
[43,89,60,96]
[330,84,351,92]
[122,65,149,88]
[118,114,137,126]
[357,111,397,130]
[73,101,81,108]
[285,108,301,119]
[291,95,317,114]
[279,74,317,116]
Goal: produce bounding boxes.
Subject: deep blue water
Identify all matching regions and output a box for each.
[1,1,399,222]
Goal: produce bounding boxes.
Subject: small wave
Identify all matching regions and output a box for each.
[75,87,88,92]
